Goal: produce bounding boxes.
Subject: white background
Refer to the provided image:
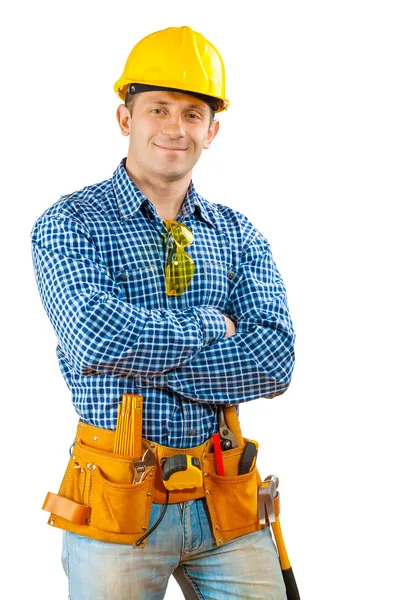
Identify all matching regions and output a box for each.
[1,1,399,598]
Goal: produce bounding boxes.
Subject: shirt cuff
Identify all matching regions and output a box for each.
[194,307,227,346]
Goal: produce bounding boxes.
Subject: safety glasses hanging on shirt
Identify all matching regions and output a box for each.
[163,220,195,296]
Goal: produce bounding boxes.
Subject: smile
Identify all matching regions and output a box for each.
[154,144,188,152]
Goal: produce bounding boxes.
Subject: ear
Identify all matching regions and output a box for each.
[204,119,220,149]
[116,104,131,137]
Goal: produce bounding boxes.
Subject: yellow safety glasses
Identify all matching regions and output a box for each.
[163,220,195,296]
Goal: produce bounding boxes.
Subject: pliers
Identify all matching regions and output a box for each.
[218,406,238,450]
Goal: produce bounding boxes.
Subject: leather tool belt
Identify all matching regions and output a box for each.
[43,418,268,548]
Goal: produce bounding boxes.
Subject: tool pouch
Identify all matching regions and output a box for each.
[43,413,268,548]
[202,439,265,546]
[43,423,156,547]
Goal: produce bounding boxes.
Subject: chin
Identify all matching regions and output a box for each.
[156,167,190,181]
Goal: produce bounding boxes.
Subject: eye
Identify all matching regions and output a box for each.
[187,113,201,120]
[151,108,164,115]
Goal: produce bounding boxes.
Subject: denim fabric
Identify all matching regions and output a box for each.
[62,498,287,600]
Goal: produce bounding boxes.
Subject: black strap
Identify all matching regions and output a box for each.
[135,489,170,547]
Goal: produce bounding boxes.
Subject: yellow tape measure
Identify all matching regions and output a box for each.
[161,455,203,490]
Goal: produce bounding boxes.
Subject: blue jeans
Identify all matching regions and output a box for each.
[62,498,287,600]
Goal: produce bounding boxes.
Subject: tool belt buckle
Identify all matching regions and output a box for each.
[258,475,279,525]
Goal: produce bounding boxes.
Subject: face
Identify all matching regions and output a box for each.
[116,90,220,183]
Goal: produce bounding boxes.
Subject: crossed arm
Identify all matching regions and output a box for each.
[31,214,295,405]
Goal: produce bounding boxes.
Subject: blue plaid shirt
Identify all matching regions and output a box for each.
[31,157,295,448]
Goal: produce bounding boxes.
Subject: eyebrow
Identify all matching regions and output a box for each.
[143,98,207,113]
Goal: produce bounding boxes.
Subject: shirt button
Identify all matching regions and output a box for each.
[189,429,196,436]
[227,271,235,279]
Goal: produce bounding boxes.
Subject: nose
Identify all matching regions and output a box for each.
[161,114,185,139]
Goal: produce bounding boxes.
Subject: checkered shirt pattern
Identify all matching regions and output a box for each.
[31,157,296,447]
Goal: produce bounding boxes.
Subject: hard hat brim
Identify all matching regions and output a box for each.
[114,80,229,112]
[123,83,228,112]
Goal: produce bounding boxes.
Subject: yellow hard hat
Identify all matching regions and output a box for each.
[114,26,229,112]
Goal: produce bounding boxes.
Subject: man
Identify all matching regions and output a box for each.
[31,25,295,600]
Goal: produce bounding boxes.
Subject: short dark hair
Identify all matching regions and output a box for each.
[124,88,216,125]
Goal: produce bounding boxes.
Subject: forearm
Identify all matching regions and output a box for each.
[75,301,226,377]
[78,301,226,377]
[136,321,295,404]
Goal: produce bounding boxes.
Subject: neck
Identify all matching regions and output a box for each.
[125,157,192,221]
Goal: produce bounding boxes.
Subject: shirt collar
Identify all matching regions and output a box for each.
[112,157,217,228]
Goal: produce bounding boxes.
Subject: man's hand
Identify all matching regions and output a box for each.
[224,315,237,338]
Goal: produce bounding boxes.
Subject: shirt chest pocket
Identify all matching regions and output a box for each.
[112,263,162,308]
[189,260,241,310]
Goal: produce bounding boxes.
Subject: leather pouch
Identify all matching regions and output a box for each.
[202,438,265,546]
[43,435,155,547]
